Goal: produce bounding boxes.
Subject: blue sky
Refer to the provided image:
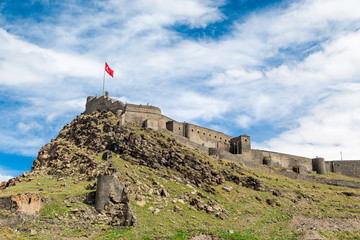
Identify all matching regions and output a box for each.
[1,0,360,181]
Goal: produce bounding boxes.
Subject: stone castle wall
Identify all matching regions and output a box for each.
[122,105,171,131]
[84,95,342,177]
[166,121,184,136]
[86,96,169,131]
[325,160,360,178]
[86,96,234,151]
[251,150,313,172]
[165,130,210,155]
[184,123,232,151]
[208,147,313,172]
[85,96,125,115]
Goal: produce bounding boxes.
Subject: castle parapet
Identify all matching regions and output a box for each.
[85,96,125,115]
[125,104,161,115]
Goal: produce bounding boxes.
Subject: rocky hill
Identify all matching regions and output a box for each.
[1,111,360,239]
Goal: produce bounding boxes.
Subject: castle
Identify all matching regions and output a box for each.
[85,94,360,178]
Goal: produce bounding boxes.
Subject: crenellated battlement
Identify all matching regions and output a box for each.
[85,95,125,115]
[125,104,161,115]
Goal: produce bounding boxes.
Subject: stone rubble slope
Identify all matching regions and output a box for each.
[31,111,265,192]
[0,111,267,233]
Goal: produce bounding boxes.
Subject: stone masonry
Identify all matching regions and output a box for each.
[0,193,41,214]
[85,95,328,175]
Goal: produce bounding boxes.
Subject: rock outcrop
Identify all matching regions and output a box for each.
[1,111,266,232]
[30,111,264,192]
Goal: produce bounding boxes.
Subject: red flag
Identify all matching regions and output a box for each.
[105,62,114,78]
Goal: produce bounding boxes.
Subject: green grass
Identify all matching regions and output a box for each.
[4,157,360,239]
[3,112,360,239]
[309,171,360,183]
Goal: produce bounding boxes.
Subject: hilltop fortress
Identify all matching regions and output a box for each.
[85,94,360,178]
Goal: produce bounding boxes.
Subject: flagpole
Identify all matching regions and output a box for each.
[103,61,106,96]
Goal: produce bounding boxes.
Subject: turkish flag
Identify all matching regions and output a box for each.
[105,62,114,78]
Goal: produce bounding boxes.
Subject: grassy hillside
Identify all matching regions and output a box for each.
[1,111,360,240]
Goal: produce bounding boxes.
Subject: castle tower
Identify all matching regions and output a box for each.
[312,157,327,174]
[230,134,251,154]
[239,134,251,153]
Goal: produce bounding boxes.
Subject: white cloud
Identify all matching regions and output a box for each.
[266,31,360,88]
[1,0,360,165]
[236,0,360,50]
[108,0,224,28]
[17,122,43,133]
[0,96,86,157]
[46,98,86,123]
[0,28,102,86]
[201,2,360,130]
[236,115,252,129]
[163,91,229,122]
[0,166,17,182]
[0,130,45,156]
[257,84,360,160]
[209,69,263,86]
[0,173,12,182]
[252,30,360,157]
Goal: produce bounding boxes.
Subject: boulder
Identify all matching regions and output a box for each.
[95,174,127,211]
[222,186,233,192]
[95,174,136,227]
[102,151,113,161]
